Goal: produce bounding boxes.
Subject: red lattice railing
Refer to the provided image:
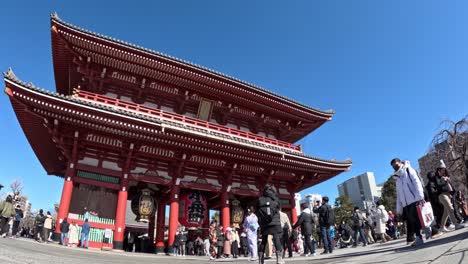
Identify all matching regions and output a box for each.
[74,90,301,151]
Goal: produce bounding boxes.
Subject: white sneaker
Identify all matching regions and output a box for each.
[441,227,451,233]
[455,223,465,230]
[448,224,455,229]
[312,253,317,256]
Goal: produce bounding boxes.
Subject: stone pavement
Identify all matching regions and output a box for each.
[0,228,467,264]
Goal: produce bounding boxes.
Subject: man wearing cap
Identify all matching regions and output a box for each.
[391,158,425,246]
[313,196,334,254]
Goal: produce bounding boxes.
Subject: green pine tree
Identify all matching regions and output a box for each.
[381,176,396,213]
[333,195,355,225]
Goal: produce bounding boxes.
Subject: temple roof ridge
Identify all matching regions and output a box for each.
[4,69,351,167]
[50,13,335,118]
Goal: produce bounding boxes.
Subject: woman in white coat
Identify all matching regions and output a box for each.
[375,201,391,243]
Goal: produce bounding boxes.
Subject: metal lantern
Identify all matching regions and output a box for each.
[179,192,207,227]
[131,188,155,222]
[230,199,244,229]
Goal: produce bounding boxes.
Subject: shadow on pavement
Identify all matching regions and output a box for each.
[308,230,468,261]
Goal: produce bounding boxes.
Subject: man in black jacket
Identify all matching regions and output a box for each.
[34,209,45,242]
[293,203,315,256]
[257,185,284,264]
[60,217,70,246]
[313,197,334,254]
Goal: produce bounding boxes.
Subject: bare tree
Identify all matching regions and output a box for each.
[431,115,468,191]
[10,179,23,195]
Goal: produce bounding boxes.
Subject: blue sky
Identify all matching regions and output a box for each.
[0,1,467,211]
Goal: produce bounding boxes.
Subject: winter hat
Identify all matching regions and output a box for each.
[438,160,447,169]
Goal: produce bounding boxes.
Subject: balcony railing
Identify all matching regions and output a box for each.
[73,89,301,152]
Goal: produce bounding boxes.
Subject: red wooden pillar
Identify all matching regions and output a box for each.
[114,144,133,250]
[113,187,128,250]
[155,202,166,254]
[221,191,230,232]
[55,175,74,234]
[168,186,180,253]
[290,196,298,225]
[291,208,298,225]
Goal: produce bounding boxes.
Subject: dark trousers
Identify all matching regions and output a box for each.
[303,233,315,255]
[352,226,367,246]
[35,226,44,241]
[12,221,20,236]
[217,245,223,258]
[404,202,422,240]
[259,231,283,262]
[232,241,239,257]
[280,230,293,257]
[241,239,249,256]
[320,226,333,253]
[452,196,463,222]
[0,217,9,235]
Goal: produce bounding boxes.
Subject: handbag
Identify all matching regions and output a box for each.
[416,201,435,229]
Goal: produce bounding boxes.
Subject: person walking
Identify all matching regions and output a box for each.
[231,227,240,258]
[435,160,465,232]
[375,201,391,243]
[12,204,23,238]
[351,207,367,247]
[313,196,334,255]
[68,220,79,247]
[243,206,259,261]
[81,218,91,249]
[240,231,249,257]
[0,195,15,237]
[257,184,284,264]
[34,209,45,242]
[279,210,293,258]
[330,224,336,249]
[43,211,53,243]
[223,227,232,257]
[215,225,224,258]
[292,203,315,257]
[426,171,444,231]
[177,229,187,256]
[391,158,425,246]
[60,217,70,246]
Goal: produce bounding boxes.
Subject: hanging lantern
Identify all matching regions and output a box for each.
[230,199,244,229]
[179,192,207,227]
[131,188,155,222]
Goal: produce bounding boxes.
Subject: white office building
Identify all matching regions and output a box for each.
[337,172,380,210]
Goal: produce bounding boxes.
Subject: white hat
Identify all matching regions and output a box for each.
[438,160,447,169]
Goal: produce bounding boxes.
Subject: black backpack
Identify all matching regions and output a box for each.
[352,212,362,227]
[257,196,279,226]
[326,205,335,226]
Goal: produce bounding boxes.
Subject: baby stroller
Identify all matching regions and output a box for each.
[338,223,353,248]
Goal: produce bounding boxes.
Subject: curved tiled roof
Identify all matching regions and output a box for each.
[50,12,334,118]
[4,68,351,169]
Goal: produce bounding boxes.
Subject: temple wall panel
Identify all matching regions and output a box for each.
[69,182,118,219]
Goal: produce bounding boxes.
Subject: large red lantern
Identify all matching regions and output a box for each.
[179,192,208,227]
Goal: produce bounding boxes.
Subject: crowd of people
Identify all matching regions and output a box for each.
[0,197,91,249]
[1,157,467,263]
